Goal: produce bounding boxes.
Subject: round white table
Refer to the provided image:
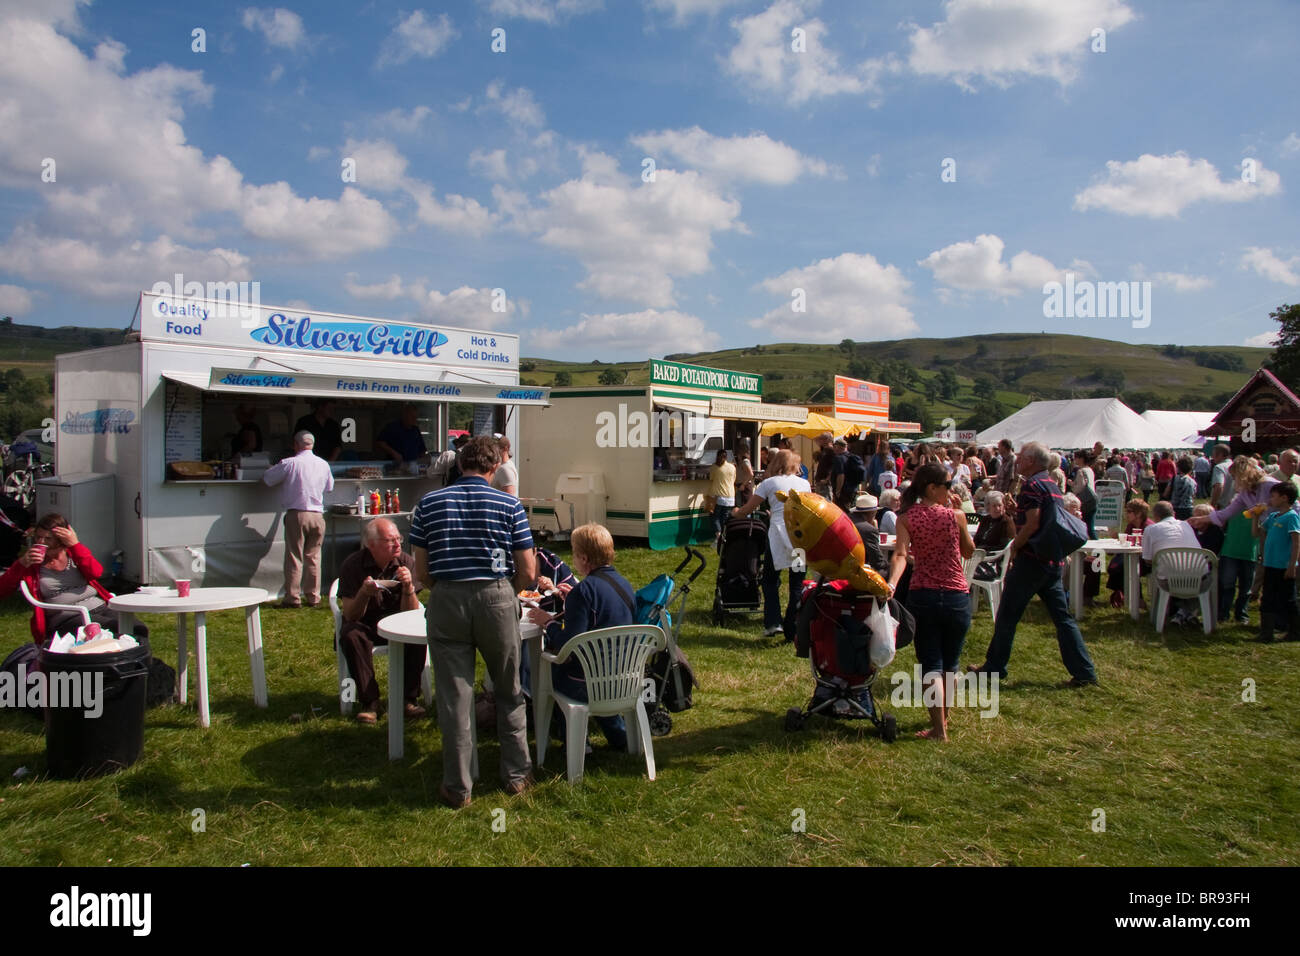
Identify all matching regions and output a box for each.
[375,609,542,762]
[1069,539,1143,620]
[109,587,269,728]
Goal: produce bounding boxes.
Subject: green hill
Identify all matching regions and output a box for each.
[520,333,1273,433]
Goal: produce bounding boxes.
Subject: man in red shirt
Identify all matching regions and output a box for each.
[1154,452,1176,500]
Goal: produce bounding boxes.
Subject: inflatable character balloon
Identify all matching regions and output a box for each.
[774,489,892,598]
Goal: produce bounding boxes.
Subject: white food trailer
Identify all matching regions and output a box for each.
[50,292,547,594]
[519,359,806,550]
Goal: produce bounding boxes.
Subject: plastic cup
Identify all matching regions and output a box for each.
[176,579,191,598]
[28,543,46,564]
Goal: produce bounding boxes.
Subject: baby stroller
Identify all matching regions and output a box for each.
[711,513,769,625]
[784,579,913,742]
[636,548,706,736]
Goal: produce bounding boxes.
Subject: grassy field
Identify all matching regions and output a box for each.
[2,541,1297,867]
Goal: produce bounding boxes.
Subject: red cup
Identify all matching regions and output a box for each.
[28,543,46,564]
[176,579,191,597]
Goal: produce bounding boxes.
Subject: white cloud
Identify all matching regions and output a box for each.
[1241,246,1300,286]
[529,310,718,358]
[1244,331,1278,348]
[630,126,831,185]
[509,159,742,307]
[481,0,602,24]
[241,8,306,50]
[865,153,881,178]
[1282,132,1300,156]
[484,81,545,128]
[378,105,435,133]
[907,0,1135,91]
[751,252,916,342]
[1073,152,1282,218]
[918,234,1060,298]
[469,148,511,181]
[0,228,252,299]
[342,138,411,192]
[725,0,889,106]
[344,274,522,329]
[409,185,499,236]
[647,0,747,23]
[377,11,456,67]
[1132,268,1213,292]
[0,283,35,316]
[240,184,397,257]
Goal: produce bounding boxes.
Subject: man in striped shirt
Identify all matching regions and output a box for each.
[409,436,536,808]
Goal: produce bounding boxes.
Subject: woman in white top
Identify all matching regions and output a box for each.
[1071,449,1097,537]
[732,448,811,639]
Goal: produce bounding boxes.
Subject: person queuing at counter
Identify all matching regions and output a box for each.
[376,403,427,470]
[732,448,811,639]
[525,523,636,753]
[293,399,342,463]
[409,435,536,808]
[336,518,426,725]
[707,449,736,544]
[492,436,518,497]
[0,514,146,643]
[263,430,334,608]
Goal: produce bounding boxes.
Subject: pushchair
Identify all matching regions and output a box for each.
[784,578,913,742]
[636,548,706,736]
[711,513,769,625]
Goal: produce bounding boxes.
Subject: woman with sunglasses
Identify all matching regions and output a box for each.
[0,512,132,644]
[887,463,975,741]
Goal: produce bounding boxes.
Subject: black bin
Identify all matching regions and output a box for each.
[39,637,151,779]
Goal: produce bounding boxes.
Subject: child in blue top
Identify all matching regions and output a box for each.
[1257,481,1300,643]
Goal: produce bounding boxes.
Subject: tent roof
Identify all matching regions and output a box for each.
[974,398,1196,450]
[1140,410,1219,446]
[761,411,863,439]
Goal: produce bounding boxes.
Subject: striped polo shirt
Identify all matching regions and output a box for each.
[408,476,534,581]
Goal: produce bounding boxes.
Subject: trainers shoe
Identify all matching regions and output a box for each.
[437,784,470,809]
[403,701,427,719]
[503,774,535,796]
[1058,677,1099,688]
[763,625,783,637]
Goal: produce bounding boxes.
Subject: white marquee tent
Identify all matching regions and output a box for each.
[1139,409,1219,447]
[975,398,1198,451]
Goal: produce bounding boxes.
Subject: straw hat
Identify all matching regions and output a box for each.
[851,493,879,513]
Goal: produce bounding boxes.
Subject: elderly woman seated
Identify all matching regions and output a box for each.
[973,490,1016,580]
[878,488,902,535]
[526,523,634,751]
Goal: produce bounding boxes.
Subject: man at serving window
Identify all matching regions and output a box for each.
[376,403,427,468]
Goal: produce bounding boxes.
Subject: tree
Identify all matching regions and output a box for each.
[937,367,960,400]
[554,371,572,387]
[962,400,1005,433]
[598,368,623,385]
[839,338,855,355]
[519,360,537,372]
[923,377,940,402]
[1266,303,1300,390]
[892,400,930,435]
[972,376,998,401]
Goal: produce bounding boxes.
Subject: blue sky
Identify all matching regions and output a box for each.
[1,0,1296,359]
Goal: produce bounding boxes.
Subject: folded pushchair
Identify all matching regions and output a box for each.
[636,548,705,736]
[784,579,914,742]
[711,513,768,625]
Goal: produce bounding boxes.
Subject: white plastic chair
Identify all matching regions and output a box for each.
[535,624,667,783]
[962,548,986,588]
[20,579,92,629]
[969,544,1011,620]
[329,578,432,715]
[1151,548,1218,635]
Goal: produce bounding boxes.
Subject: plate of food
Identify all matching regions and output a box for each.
[372,579,400,589]
[137,585,176,596]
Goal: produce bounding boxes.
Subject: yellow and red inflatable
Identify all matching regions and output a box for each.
[774,489,892,598]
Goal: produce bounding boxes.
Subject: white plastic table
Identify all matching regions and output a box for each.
[377,609,542,762]
[109,587,270,728]
[1069,539,1143,620]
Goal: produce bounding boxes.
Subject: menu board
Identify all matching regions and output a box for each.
[472,403,495,436]
[164,381,203,463]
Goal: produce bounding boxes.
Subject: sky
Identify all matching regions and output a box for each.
[0,0,1297,360]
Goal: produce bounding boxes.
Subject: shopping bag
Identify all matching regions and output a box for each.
[867,598,897,668]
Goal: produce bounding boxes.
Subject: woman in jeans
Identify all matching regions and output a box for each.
[887,463,975,741]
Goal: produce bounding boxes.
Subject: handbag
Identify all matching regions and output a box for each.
[1028,478,1089,561]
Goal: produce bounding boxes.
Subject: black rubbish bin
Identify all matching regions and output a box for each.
[39,637,151,779]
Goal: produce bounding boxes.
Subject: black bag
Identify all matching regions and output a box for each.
[1029,478,1089,561]
[146,658,177,707]
[0,643,41,717]
[842,453,866,493]
[1078,481,1098,515]
[648,644,697,712]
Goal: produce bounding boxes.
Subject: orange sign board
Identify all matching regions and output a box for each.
[833,375,889,422]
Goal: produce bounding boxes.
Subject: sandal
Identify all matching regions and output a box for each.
[915,728,947,740]
[356,709,378,725]
[1109,591,1125,610]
